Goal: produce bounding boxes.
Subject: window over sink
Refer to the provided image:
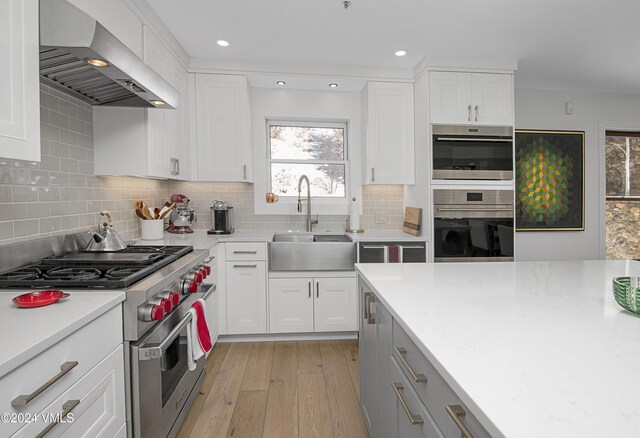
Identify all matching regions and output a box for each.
[267,121,348,198]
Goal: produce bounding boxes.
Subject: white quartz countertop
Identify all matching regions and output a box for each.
[0,291,125,377]
[135,229,426,249]
[355,260,640,438]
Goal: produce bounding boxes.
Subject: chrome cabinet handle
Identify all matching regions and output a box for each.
[435,137,513,143]
[12,361,78,406]
[243,164,247,180]
[467,105,472,121]
[475,105,479,122]
[35,399,80,438]
[394,347,427,383]
[316,281,319,298]
[233,250,257,254]
[363,292,375,324]
[233,264,257,268]
[446,404,473,438]
[371,167,375,182]
[176,158,180,175]
[392,383,424,425]
[308,282,311,298]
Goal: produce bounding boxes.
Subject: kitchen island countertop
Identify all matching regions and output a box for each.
[355,260,640,438]
[0,290,125,377]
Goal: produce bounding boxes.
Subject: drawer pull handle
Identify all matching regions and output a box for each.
[233,250,258,254]
[233,264,257,268]
[446,404,473,438]
[392,383,424,425]
[395,347,427,383]
[363,292,375,324]
[308,282,311,298]
[11,361,78,406]
[35,399,80,438]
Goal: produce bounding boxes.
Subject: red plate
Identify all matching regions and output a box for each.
[12,290,70,308]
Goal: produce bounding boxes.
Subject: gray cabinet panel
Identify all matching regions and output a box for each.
[359,279,377,435]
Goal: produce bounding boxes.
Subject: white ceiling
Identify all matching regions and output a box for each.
[147,0,640,93]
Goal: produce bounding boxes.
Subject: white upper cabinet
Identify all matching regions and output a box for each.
[94,26,190,179]
[0,0,40,162]
[429,71,513,126]
[362,82,415,185]
[194,74,253,182]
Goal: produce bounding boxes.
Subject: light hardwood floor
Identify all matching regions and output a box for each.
[177,340,369,438]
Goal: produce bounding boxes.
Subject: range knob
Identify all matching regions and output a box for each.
[152,297,173,314]
[198,265,208,279]
[180,278,199,294]
[203,265,212,275]
[138,303,165,322]
[167,291,180,306]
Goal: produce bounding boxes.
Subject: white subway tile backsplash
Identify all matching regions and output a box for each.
[49,142,70,158]
[0,187,12,202]
[12,186,38,202]
[0,222,12,240]
[14,219,39,237]
[0,204,27,221]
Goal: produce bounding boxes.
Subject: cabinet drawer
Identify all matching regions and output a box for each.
[392,320,490,438]
[225,242,266,260]
[389,356,443,438]
[0,306,122,437]
[11,345,126,438]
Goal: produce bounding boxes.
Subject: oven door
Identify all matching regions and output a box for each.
[433,217,514,262]
[130,286,213,438]
[432,125,513,180]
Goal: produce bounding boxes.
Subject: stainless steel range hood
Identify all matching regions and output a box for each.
[39,0,179,108]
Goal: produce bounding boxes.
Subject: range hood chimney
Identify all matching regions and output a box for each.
[39,0,179,108]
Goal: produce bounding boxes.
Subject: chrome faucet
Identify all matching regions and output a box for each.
[297,174,318,232]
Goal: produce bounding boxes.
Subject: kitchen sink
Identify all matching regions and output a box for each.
[269,234,355,271]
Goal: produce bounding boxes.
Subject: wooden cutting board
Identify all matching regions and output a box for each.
[403,207,421,236]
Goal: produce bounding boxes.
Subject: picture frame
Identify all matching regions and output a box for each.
[515,130,585,231]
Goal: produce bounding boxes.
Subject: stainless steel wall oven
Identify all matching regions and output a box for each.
[432,125,513,180]
[433,189,514,262]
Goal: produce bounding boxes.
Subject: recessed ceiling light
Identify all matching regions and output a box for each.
[86,58,109,67]
[276,81,286,86]
[395,50,407,57]
[217,40,230,47]
[329,83,338,88]
[150,100,165,106]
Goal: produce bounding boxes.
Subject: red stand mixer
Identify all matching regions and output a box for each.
[167,194,197,234]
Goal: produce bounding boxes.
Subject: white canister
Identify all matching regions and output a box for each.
[140,219,164,240]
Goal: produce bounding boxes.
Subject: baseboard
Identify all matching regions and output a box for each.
[217,331,358,343]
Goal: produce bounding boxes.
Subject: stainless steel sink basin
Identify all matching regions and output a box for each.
[269,234,355,271]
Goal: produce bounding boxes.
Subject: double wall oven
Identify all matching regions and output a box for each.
[432,125,514,180]
[433,189,514,262]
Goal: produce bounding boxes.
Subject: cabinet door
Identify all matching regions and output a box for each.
[269,278,314,333]
[359,281,378,435]
[0,0,40,162]
[314,277,357,332]
[376,302,397,438]
[364,82,415,184]
[143,26,188,179]
[226,261,267,334]
[429,72,472,125]
[471,73,513,126]
[195,75,252,182]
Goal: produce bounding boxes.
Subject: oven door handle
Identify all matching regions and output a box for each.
[435,137,513,142]
[435,207,513,212]
[138,313,192,361]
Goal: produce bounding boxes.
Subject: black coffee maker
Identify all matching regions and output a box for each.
[208,200,235,234]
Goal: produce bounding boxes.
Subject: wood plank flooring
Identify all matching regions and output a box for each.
[177,340,369,438]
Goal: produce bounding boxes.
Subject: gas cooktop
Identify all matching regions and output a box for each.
[0,245,193,289]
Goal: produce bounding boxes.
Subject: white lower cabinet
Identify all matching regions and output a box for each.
[11,345,125,438]
[226,261,267,334]
[269,276,357,334]
[203,250,219,345]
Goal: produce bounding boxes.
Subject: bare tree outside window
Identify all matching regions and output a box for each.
[268,122,347,197]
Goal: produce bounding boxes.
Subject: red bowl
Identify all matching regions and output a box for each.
[12,290,70,308]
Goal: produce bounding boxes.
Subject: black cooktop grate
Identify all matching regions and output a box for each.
[0,245,193,289]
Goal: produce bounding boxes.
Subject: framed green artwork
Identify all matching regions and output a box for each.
[515,130,585,231]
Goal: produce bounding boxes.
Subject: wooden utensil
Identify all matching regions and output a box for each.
[159,203,175,219]
[140,201,153,220]
[135,208,147,220]
[154,208,160,219]
[403,207,422,236]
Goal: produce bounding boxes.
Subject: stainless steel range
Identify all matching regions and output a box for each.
[0,233,214,438]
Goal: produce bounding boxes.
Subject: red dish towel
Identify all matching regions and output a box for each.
[388,245,401,263]
[187,299,213,371]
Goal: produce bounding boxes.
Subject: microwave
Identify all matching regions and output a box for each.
[432,125,513,180]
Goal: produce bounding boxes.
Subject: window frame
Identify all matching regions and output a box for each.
[266,119,349,199]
